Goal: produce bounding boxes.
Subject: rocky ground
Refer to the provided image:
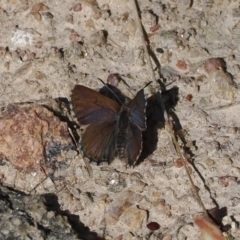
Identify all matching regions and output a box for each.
[0,0,240,239]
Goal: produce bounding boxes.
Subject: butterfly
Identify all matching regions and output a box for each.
[71,83,148,165]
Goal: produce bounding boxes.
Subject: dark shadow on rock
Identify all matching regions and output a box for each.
[43,193,105,240]
[41,97,80,143]
[208,207,231,232]
[0,185,103,240]
[137,86,179,164]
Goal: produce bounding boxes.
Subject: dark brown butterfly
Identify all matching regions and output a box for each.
[71,84,148,165]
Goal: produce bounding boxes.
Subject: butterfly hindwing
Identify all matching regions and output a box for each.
[81,120,117,163]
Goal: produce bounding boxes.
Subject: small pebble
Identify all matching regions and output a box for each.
[218,176,237,187]
[205,158,215,166]
[89,30,107,46]
[150,24,161,32]
[204,58,226,73]
[70,3,82,12]
[176,60,187,70]
[185,94,193,101]
[120,206,146,230]
[146,222,160,231]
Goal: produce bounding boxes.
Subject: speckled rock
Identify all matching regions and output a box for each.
[0,185,103,240]
[120,205,147,230]
[0,105,73,171]
[0,0,240,239]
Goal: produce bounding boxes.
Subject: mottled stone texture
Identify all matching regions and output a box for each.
[0,185,103,240]
[0,105,72,171]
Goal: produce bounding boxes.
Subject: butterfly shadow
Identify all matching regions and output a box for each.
[137,86,180,165]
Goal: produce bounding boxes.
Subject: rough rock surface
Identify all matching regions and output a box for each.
[0,0,240,239]
[0,105,72,171]
[0,185,103,240]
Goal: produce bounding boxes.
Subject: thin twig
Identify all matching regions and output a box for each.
[167,121,209,218]
[205,100,240,111]
[132,0,169,124]
[132,0,157,84]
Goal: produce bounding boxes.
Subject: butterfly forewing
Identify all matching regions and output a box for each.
[128,89,147,130]
[72,85,121,125]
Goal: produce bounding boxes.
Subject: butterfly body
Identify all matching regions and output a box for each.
[71,84,147,165]
[116,107,131,159]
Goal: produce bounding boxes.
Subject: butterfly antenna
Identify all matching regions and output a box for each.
[142,81,152,89]
[98,78,124,105]
[134,81,152,95]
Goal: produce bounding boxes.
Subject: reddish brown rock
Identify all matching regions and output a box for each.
[0,105,73,172]
[146,221,160,231]
[218,176,237,187]
[150,24,161,32]
[70,3,82,12]
[204,58,226,73]
[176,59,187,70]
[185,94,193,101]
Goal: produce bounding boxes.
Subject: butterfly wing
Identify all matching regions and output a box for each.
[125,123,142,165]
[127,89,147,130]
[125,89,147,164]
[72,85,121,124]
[82,121,117,163]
